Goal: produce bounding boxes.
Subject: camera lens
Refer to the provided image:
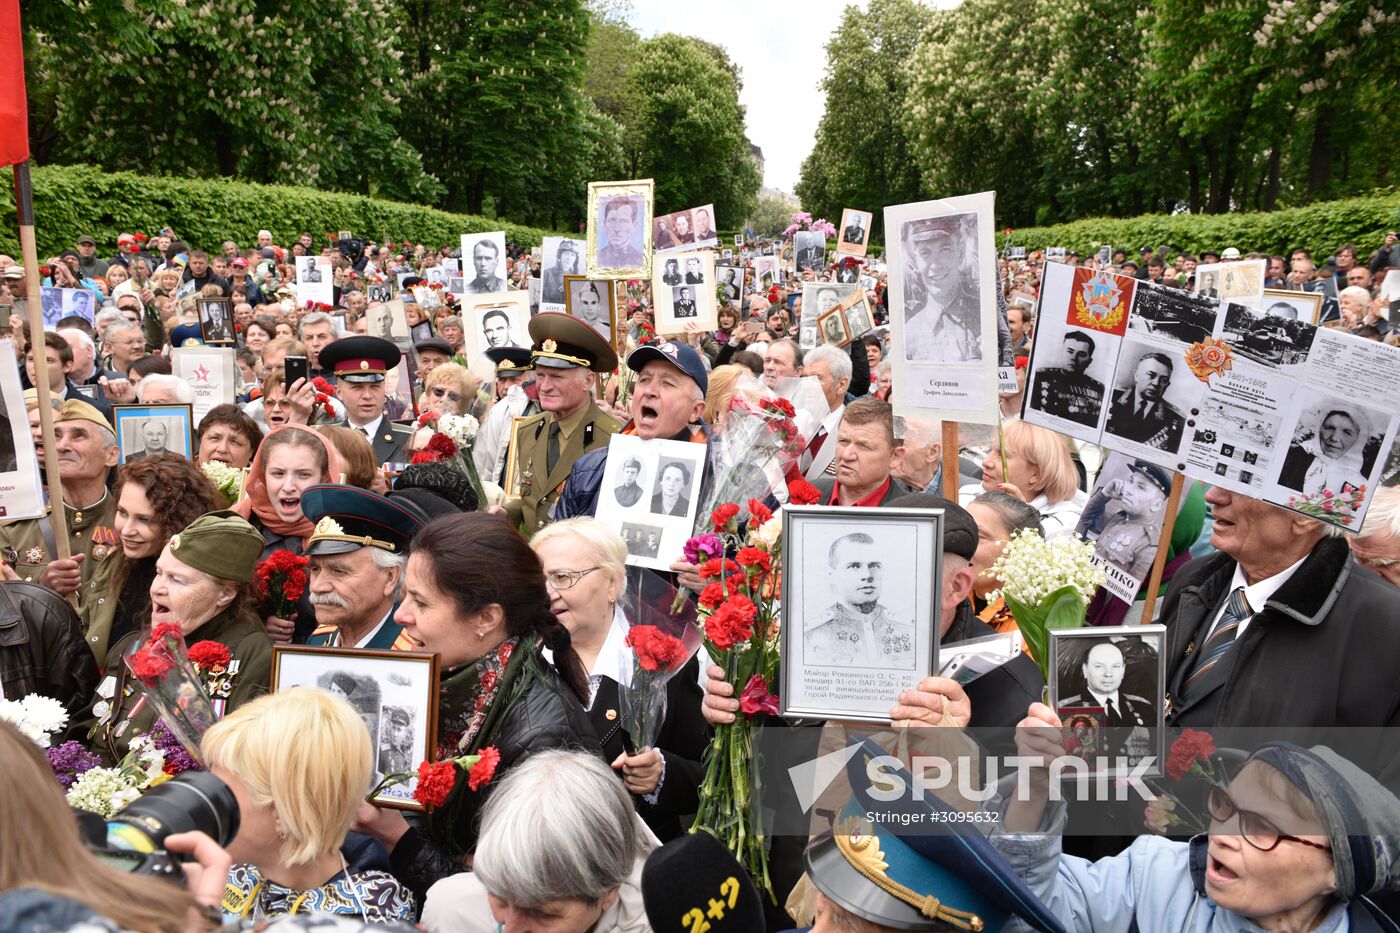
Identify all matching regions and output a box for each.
[106,771,240,854]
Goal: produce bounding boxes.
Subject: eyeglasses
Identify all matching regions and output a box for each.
[431,386,461,403]
[1206,786,1331,853]
[544,567,601,590]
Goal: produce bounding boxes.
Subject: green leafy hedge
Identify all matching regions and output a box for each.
[0,164,560,258]
[995,190,1400,260]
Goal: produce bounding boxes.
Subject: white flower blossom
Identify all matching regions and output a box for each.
[66,768,143,818]
[987,529,1104,606]
[438,413,480,445]
[0,694,70,747]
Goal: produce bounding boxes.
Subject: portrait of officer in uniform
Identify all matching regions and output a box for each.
[1053,635,1160,765]
[899,216,982,363]
[804,532,916,670]
[1031,331,1105,428]
[614,457,644,508]
[1105,349,1186,450]
[596,196,645,270]
[1078,460,1172,580]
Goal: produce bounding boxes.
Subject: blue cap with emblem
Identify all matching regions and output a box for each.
[627,341,708,396]
[300,484,429,556]
[801,738,1067,933]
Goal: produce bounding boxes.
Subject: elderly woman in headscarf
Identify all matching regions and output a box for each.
[1279,408,1374,498]
[998,708,1400,931]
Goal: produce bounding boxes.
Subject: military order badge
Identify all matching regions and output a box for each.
[780,506,943,723]
[1072,267,1134,336]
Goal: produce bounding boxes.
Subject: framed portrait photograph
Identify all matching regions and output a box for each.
[816,305,850,347]
[587,179,654,279]
[460,231,509,294]
[715,264,743,303]
[594,435,705,570]
[836,208,873,259]
[196,297,235,345]
[366,299,411,346]
[462,291,531,361]
[1048,625,1165,778]
[794,230,826,274]
[541,236,587,311]
[40,286,96,329]
[270,646,440,810]
[563,275,615,343]
[840,290,875,343]
[780,506,943,723]
[1260,288,1322,327]
[652,250,715,333]
[112,404,193,465]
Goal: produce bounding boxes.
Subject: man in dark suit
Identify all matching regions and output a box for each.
[614,457,644,507]
[811,397,913,507]
[1105,350,1185,450]
[318,335,413,465]
[684,258,704,284]
[842,213,867,246]
[1056,640,1155,760]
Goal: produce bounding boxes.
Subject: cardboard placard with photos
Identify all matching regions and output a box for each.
[587,179,654,279]
[653,203,720,254]
[39,286,96,329]
[562,275,615,346]
[651,250,716,333]
[461,291,532,363]
[0,342,43,520]
[594,434,705,571]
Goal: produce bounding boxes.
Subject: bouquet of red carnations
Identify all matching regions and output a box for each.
[367,746,501,812]
[616,569,704,752]
[252,550,309,620]
[123,623,231,760]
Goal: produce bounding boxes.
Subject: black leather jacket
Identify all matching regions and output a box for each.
[388,652,601,905]
[0,581,99,716]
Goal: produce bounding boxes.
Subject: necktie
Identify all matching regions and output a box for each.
[1182,586,1250,696]
[1106,697,1119,723]
[359,426,371,440]
[1137,399,1149,419]
[801,428,827,472]
[546,421,561,475]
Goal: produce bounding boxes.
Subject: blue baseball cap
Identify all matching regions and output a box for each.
[626,341,708,396]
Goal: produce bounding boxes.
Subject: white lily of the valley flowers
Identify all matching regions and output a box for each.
[987,528,1103,606]
[438,412,480,445]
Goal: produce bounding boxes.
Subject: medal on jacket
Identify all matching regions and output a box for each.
[520,459,535,496]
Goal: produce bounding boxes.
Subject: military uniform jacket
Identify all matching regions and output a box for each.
[805,601,916,669]
[338,418,414,466]
[306,608,415,651]
[77,607,273,764]
[1057,691,1155,729]
[505,401,621,535]
[1105,387,1185,450]
[0,493,118,608]
[1080,491,1161,579]
[1033,367,1105,427]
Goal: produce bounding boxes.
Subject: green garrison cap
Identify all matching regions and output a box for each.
[167,510,265,583]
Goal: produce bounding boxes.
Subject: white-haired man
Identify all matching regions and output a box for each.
[1351,487,1400,589]
[134,373,194,405]
[799,344,851,480]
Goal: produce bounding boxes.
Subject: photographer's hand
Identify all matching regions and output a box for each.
[163,830,231,929]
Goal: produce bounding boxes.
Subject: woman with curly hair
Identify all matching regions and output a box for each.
[79,453,225,663]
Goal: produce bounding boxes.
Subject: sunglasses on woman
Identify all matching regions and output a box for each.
[430,387,461,403]
[1206,785,1331,853]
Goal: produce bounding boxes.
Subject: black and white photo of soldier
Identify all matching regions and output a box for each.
[299,258,322,283]
[1078,460,1172,580]
[1031,331,1106,428]
[320,670,382,763]
[684,257,705,285]
[836,263,859,284]
[569,281,611,339]
[1221,302,1316,368]
[661,258,682,286]
[621,522,663,559]
[1278,402,1383,497]
[376,706,415,776]
[718,265,742,301]
[1196,269,1219,298]
[899,214,982,363]
[199,299,233,343]
[692,206,718,245]
[1127,284,1217,344]
[613,457,645,507]
[844,297,874,340]
[1104,348,1186,450]
[820,312,846,345]
[466,236,508,293]
[597,196,645,270]
[1053,633,1161,765]
[672,287,697,319]
[842,212,867,246]
[804,532,915,671]
[541,239,582,306]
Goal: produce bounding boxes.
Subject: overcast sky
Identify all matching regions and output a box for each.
[628,0,869,196]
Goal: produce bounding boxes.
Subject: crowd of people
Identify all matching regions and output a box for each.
[1,220,1400,933]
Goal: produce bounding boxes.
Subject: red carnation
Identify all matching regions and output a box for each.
[747,498,773,525]
[698,557,741,580]
[253,551,309,618]
[426,433,458,459]
[735,547,772,572]
[416,411,438,428]
[705,594,757,649]
[312,376,336,396]
[626,625,688,672]
[133,232,148,243]
[699,582,725,609]
[187,640,231,671]
[739,674,779,716]
[1166,729,1217,781]
[150,621,184,643]
[712,503,741,532]
[468,746,501,791]
[413,760,457,809]
[788,476,821,505]
[127,647,174,686]
[410,450,437,464]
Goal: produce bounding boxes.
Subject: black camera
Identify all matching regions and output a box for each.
[85,771,240,879]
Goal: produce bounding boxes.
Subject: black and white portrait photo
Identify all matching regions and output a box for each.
[1276,398,1385,497]
[754,256,780,291]
[540,237,585,311]
[1029,329,1109,429]
[621,523,664,560]
[898,213,983,364]
[651,250,715,331]
[837,208,873,258]
[613,456,645,508]
[691,204,719,248]
[588,180,653,277]
[794,230,825,274]
[271,646,440,810]
[197,297,234,345]
[717,264,743,302]
[367,283,394,304]
[780,507,941,722]
[1193,259,1266,309]
[1076,455,1174,591]
[650,457,695,517]
[1127,283,1218,345]
[1222,301,1316,370]
[799,283,856,347]
[0,386,16,474]
[1103,342,1193,452]
[298,257,322,283]
[1049,627,1164,775]
[564,277,613,341]
[367,300,410,345]
[836,263,860,284]
[463,292,531,360]
[842,292,875,341]
[40,287,96,327]
[818,308,849,346]
[113,405,193,465]
[460,232,508,294]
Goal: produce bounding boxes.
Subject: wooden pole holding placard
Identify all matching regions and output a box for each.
[941,422,960,499]
[1137,473,1187,625]
[12,163,72,561]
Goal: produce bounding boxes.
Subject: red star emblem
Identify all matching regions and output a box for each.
[192,364,211,383]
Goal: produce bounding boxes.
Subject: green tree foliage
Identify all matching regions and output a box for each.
[796,0,933,239]
[747,191,799,239]
[21,0,443,204]
[623,34,760,228]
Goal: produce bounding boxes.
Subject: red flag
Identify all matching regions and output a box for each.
[0,0,30,167]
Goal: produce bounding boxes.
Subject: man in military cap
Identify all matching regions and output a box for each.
[378,706,415,774]
[1105,350,1186,450]
[806,532,916,670]
[1080,460,1171,579]
[300,484,425,650]
[0,400,119,618]
[1031,331,1105,427]
[474,346,539,484]
[318,335,413,464]
[505,313,622,534]
[902,222,982,363]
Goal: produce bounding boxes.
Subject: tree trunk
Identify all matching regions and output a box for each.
[1306,104,1335,196]
[1263,143,1282,211]
[1179,136,1201,213]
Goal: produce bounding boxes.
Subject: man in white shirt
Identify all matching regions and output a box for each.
[475,347,538,484]
[799,345,850,480]
[301,485,424,650]
[318,335,413,464]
